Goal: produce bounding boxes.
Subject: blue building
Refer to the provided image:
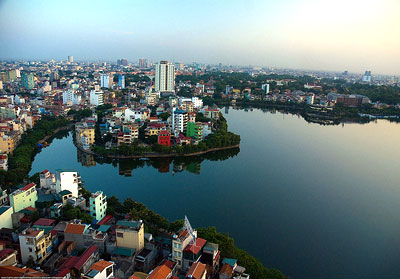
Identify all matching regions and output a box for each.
[119,75,125,89]
[21,72,35,90]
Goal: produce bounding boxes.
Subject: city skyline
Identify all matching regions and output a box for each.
[0,0,399,75]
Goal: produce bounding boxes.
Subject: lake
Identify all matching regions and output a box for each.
[30,107,400,279]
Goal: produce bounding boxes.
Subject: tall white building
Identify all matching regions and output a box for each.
[155,61,175,93]
[68,56,74,63]
[90,89,104,107]
[172,108,188,136]
[62,89,81,106]
[55,170,80,198]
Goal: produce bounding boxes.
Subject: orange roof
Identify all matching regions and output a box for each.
[90,260,113,272]
[0,265,49,277]
[64,223,86,234]
[186,262,206,279]
[148,264,172,279]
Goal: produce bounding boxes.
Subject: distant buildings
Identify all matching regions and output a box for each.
[261,83,270,94]
[139,58,148,68]
[155,61,175,94]
[21,72,35,90]
[117,58,128,66]
[118,75,125,89]
[100,74,113,88]
[362,71,372,83]
[63,89,81,106]
[68,56,74,63]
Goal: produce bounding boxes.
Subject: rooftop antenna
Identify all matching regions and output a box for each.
[184,215,196,246]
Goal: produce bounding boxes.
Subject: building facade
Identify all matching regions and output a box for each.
[9,183,38,213]
[155,61,175,93]
[89,191,107,223]
[116,220,144,252]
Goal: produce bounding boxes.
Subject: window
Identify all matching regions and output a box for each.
[173,243,177,249]
[178,252,182,257]
[29,248,33,252]
[117,232,123,238]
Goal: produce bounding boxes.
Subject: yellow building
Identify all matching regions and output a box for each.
[0,131,19,154]
[75,122,95,150]
[116,220,144,252]
[19,228,52,264]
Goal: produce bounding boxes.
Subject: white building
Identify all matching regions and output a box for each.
[63,89,81,106]
[82,260,114,279]
[261,83,270,94]
[39,169,55,188]
[191,97,203,109]
[68,56,74,63]
[172,108,188,136]
[155,61,175,93]
[90,90,104,107]
[55,170,80,198]
[172,229,197,269]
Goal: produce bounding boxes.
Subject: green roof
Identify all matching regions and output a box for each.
[116,220,142,229]
[97,225,111,232]
[0,206,11,215]
[113,247,135,257]
[59,190,72,196]
[222,258,237,267]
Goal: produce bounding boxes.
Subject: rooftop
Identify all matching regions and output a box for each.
[34,218,56,227]
[183,238,207,254]
[113,247,135,257]
[116,220,143,230]
[64,223,87,234]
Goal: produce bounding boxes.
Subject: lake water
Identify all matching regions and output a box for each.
[30,107,400,279]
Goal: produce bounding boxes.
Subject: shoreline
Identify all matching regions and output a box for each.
[75,142,240,159]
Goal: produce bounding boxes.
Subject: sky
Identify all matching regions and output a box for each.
[0,0,399,75]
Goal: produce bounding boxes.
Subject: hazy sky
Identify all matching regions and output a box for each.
[0,0,399,75]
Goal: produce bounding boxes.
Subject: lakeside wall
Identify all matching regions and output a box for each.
[75,142,240,159]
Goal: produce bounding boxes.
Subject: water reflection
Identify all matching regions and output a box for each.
[76,146,240,176]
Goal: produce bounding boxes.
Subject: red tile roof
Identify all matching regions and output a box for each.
[33,218,55,227]
[98,215,112,225]
[0,266,49,277]
[74,246,98,270]
[41,169,49,174]
[186,262,206,279]
[64,223,86,234]
[183,238,207,254]
[21,183,36,191]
